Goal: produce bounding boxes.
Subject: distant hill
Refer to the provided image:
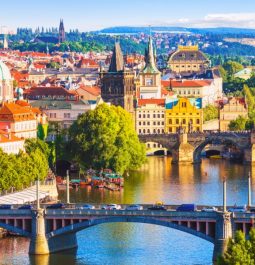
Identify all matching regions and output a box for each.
[97,26,255,35]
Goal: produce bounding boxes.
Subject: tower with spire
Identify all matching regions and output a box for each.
[58,19,65,43]
[100,42,135,114]
[138,36,161,99]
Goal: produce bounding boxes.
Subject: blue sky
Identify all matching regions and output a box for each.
[1,0,255,32]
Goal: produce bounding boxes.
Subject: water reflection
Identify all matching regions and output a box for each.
[1,157,253,265]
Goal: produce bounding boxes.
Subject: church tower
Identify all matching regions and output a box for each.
[100,42,135,114]
[58,19,65,43]
[3,34,8,49]
[139,36,161,99]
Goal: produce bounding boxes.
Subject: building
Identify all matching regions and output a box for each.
[0,129,25,154]
[0,60,14,103]
[168,45,210,75]
[169,79,218,107]
[59,19,65,43]
[100,42,135,114]
[138,37,161,99]
[165,97,203,133]
[219,97,248,131]
[233,68,252,80]
[135,98,165,135]
[0,102,37,139]
[30,98,103,130]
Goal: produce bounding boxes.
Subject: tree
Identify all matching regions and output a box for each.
[223,60,244,78]
[203,105,219,122]
[218,230,254,264]
[228,115,247,131]
[67,103,146,174]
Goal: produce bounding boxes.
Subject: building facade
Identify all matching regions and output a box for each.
[135,99,165,135]
[0,102,37,139]
[165,97,203,133]
[168,45,210,75]
[0,129,25,154]
[100,42,135,114]
[219,97,248,131]
[138,37,161,99]
[0,60,14,103]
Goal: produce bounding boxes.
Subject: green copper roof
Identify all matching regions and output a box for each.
[141,37,160,74]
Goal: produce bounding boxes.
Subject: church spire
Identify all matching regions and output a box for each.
[142,36,159,73]
[59,18,65,43]
[108,42,124,72]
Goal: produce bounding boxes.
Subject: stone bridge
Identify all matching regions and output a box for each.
[0,204,255,262]
[139,132,254,163]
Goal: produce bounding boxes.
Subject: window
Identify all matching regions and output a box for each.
[181,102,187,107]
[161,114,164,118]
[139,129,141,134]
[196,119,200,124]
[147,129,150,133]
[147,114,150,118]
[138,114,141,118]
[169,119,172,124]
[145,78,153,86]
[168,128,172,133]
[143,122,146,125]
[157,114,160,118]
[158,121,160,125]
[147,122,150,125]
[153,121,156,125]
[153,114,156,118]
[143,114,146,118]
[162,121,164,125]
[64,113,71,119]
[183,119,186,124]
[139,122,141,125]
[176,119,179,124]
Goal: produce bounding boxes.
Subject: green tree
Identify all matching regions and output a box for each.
[228,115,248,131]
[203,105,219,122]
[67,103,146,174]
[218,230,254,265]
[223,60,244,77]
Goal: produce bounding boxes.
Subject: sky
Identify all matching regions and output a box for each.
[2,0,255,33]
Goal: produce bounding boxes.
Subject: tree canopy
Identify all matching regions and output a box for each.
[203,105,219,122]
[0,139,49,192]
[218,229,255,264]
[67,103,146,174]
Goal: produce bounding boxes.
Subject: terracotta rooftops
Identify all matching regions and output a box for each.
[0,129,23,143]
[24,86,78,97]
[161,79,212,88]
[137,98,165,107]
[0,102,36,122]
[76,86,101,97]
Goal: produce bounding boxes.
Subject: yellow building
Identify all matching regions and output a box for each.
[165,97,203,133]
[168,45,210,75]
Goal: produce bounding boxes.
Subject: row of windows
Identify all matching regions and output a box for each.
[15,122,36,131]
[137,111,164,113]
[177,90,201,95]
[168,118,200,125]
[139,129,164,134]
[167,112,200,116]
[138,114,164,119]
[174,64,203,68]
[138,121,164,126]
[168,127,200,133]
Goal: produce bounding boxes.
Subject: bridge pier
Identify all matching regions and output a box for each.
[212,212,232,263]
[172,133,194,164]
[29,209,49,255]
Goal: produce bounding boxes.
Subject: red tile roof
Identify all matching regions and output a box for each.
[76,86,101,97]
[24,86,77,97]
[137,98,165,107]
[161,79,212,88]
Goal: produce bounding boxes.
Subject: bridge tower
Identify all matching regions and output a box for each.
[29,208,49,255]
[213,212,232,262]
[172,133,194,163]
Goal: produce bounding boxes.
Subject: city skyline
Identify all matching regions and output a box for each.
[1,0,255,32]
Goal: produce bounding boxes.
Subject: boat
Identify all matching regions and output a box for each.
[209,155,222,159]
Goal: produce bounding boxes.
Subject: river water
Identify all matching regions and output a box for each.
[1,157,254,265]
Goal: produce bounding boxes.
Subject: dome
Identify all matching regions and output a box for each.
[0,61,12,80]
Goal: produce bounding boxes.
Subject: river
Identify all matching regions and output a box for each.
[1,157,254,265]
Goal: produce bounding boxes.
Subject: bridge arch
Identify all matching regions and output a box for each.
[47,216,214,244]
[0,222,31,237]
[193,137,243,162]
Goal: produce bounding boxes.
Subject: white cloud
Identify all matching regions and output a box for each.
[153,13,255,28]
